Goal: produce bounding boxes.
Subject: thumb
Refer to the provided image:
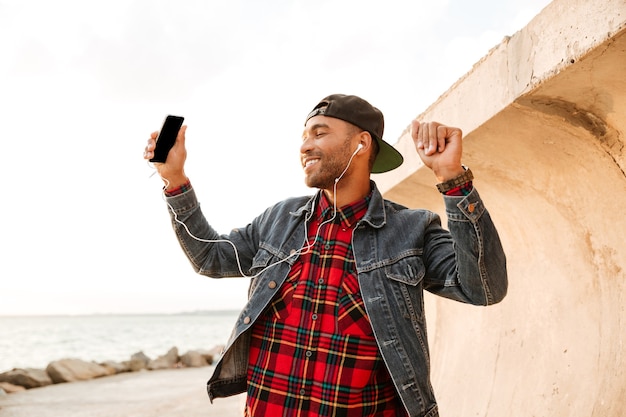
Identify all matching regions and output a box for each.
[177,125,187,144]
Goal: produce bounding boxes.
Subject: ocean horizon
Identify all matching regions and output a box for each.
[0,310,240,373]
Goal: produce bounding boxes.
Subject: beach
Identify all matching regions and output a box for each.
[0,313,240,373]
[0,366,244,417]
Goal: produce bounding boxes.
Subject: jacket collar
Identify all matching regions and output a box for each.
[361,180,387,229]
[290,180,386,228]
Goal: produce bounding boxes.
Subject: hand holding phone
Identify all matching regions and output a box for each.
[150,115,184,163]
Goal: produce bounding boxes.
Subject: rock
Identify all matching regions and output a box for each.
[126,351,151,372]
[180,350,208,368]
[99,360,130,374]
[93,362,117,377]
[147,347,179,370]
[0,381,26,393]
[46,358,110,383]
[0,368,53,389]
[201,345,225,365]
[191,346,223,365]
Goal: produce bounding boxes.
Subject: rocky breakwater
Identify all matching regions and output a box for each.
[0,345,223,395]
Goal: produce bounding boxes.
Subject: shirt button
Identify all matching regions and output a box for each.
[305,350,312,357]
[243,316,251,325]
[318,278,324,284]
[324,244,330,250]
[468,203,476,213]
[300,389,306,396]
[312,314,318,320]
[268,280,277,289]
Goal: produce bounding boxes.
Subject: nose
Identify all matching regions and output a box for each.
[300,136,314,155]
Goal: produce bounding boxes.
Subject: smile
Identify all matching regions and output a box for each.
[303,158,320,168]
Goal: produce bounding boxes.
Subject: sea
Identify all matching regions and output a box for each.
[0,311,240,373]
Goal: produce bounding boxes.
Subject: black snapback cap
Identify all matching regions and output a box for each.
[306,94,404,173]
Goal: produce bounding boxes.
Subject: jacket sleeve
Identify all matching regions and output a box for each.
[164,187,259,278]
[422,187,508,305]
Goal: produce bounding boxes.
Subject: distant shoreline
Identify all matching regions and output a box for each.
[0,309,241,318]
[0,313,238,373]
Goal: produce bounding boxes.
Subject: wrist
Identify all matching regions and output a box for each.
[436,166,473,193]
[164,179,192,197]
[161,173,189,191]
[434,165,466,183]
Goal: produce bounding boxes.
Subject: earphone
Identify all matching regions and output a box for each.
[152,140,365,279]
[334,143,363,184]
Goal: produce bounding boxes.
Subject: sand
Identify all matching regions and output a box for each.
[0,366,245,417]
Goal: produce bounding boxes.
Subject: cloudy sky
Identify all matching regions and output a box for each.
[0,0,552,315]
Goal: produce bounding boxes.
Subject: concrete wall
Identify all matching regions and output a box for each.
[374,0,626,415]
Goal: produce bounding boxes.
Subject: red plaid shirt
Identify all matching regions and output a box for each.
[246,192,407,417]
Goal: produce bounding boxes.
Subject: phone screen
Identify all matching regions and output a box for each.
[150,115,184,163]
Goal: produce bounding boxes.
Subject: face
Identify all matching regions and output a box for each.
[301,115,357,190]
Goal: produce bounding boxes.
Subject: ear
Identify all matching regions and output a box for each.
[356,131,373,154]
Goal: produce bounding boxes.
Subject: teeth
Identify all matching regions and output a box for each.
[305,159,319,168]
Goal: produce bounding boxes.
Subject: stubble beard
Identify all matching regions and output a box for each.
[304,139,352,190]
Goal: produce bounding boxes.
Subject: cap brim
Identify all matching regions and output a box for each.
[372,138,404,174]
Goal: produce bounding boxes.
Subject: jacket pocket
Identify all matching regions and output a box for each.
[385,255,425,286]
[384,255,426,325]
[248,248,276,297]
[250,247,299,322]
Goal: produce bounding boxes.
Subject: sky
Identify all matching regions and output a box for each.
[0,0,553,315]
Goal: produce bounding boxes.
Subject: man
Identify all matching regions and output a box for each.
[143,94,507,417]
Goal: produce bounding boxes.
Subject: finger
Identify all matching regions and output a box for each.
[423,122,437,156]
[436,125,448,152]
[410,120,420,139]
[411,120,423,149]
[144,131,160,159]
[418,124,426,150]
[451,127,463,142]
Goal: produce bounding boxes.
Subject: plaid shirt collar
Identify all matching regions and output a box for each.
[315,190,372,229]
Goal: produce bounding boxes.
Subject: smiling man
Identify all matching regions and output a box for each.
[143,94,508,417]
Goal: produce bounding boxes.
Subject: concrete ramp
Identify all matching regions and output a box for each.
[376,0,626,415]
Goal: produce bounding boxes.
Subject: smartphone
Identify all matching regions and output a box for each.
[150,115,184,163]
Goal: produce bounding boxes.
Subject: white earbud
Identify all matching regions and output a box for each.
[357,143,364,151]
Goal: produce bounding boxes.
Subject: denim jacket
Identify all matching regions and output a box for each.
[165,181,507,417]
